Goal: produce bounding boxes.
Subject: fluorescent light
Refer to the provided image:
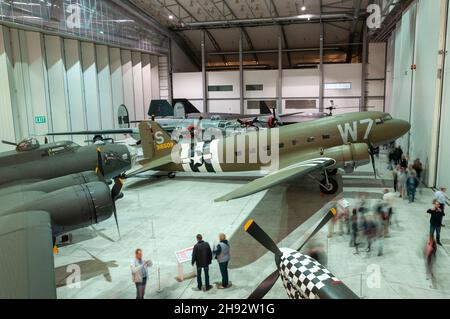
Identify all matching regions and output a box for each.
[169,15,174,20]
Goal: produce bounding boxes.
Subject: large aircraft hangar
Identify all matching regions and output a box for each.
[0,0,450,304]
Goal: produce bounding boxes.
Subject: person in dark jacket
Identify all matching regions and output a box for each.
[192,234,213,291]
[400,154,408,169]
[213,233,231,289]
[428,200,445,246]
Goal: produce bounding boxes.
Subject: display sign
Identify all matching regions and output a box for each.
[175,247,194,264]
[338,198,350,208]
[35,116,47,124]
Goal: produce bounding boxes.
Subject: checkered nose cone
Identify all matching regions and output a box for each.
[279,248,340,300]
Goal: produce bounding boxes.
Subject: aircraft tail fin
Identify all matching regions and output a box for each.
[173,99,201,115]
[139,121,176,161]
[148,100,174,118]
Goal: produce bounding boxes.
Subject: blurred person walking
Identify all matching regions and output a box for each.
[350,208,360,252]
[398,167,407,199]
[413,158,423,181]
[425,235,437,286]
[406,173,419,203]
[392,166,399,193]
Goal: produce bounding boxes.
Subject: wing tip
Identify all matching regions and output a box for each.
[330,207,337,216]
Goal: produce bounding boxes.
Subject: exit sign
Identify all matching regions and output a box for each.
[35,116,46,124]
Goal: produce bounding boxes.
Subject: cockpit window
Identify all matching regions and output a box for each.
[383,114,392,121]
[16,138,40,152]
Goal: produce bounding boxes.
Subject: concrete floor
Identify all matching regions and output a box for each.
[54,154,450,299]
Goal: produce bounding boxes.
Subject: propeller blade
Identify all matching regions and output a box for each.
[1,140,17,146]
[369,146,377,179]
[95,148,105,176]
[248,270,280,299]
[298,208,338,251]
[111,177,125,202]
[44,137,49,144]
[112,204,121,238]
[244,220,282,256]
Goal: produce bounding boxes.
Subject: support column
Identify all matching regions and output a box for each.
[168,38,173,105]
[201,30,208,113]
[361,25,368,111]
[278,32,283,115]
[319,23,324,112]
[239,29,244,114]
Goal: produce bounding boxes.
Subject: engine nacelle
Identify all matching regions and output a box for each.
[0,171,102,197]
[322,143,370,173]
[3,182,114,236]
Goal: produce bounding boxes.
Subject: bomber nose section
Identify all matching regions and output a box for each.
[101,145,132,179]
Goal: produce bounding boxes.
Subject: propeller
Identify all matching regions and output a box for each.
[95,148,105,177]
[237,117,260,130]
[248,270,280,299]
[297,208,337,251]
[244,207,337,299]
[110,175,125,237]
[368,145,378,179]
[1,140,17,146]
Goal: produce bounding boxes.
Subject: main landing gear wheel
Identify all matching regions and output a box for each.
[326,168,338,176]
[320,178,339,195]
[168,172,176,179]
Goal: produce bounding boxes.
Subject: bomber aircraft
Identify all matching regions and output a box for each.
[0,139,131,298]
[126,111,410,201]
[0,138,131,186]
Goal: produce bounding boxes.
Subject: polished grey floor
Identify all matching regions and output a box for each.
[54,154,450,299]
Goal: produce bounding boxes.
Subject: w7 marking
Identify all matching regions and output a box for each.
[338,119,374,143]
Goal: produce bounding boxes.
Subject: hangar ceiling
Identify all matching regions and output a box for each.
[128,0,371,69]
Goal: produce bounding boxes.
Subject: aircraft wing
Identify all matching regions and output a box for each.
[126,155,174,177]
[0,211,56,299]
[215,158,336,202]
[47,129,137,136]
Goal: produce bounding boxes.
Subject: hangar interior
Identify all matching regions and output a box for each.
[1,0,450,299]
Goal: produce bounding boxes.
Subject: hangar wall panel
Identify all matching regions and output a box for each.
[25,31,50,137]
[64,39,87,145]
[96,45,114,130]
[409,0,447,186]
[0,26,17,152]
[142,54,152,117]
[45,35,70,139]
[0,25,163,147]
[10,29,32,140]
[151,55,161,100]
[121,50,136,121]
[391,3,417,151]
[172,64,369,115]
[390,0,448,186]
[132,52,145,120]
[437,2,450,189]
[109,47,124,127]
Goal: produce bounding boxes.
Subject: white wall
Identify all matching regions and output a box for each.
[173,64,367,115]
[0,25,162,148]
[390,0,448,186]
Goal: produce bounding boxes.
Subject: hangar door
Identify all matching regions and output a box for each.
[437,1,450,189]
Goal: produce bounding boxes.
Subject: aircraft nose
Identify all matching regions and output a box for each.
[396,119,411,138]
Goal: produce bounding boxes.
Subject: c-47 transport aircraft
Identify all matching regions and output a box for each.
[127,112,410,202]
